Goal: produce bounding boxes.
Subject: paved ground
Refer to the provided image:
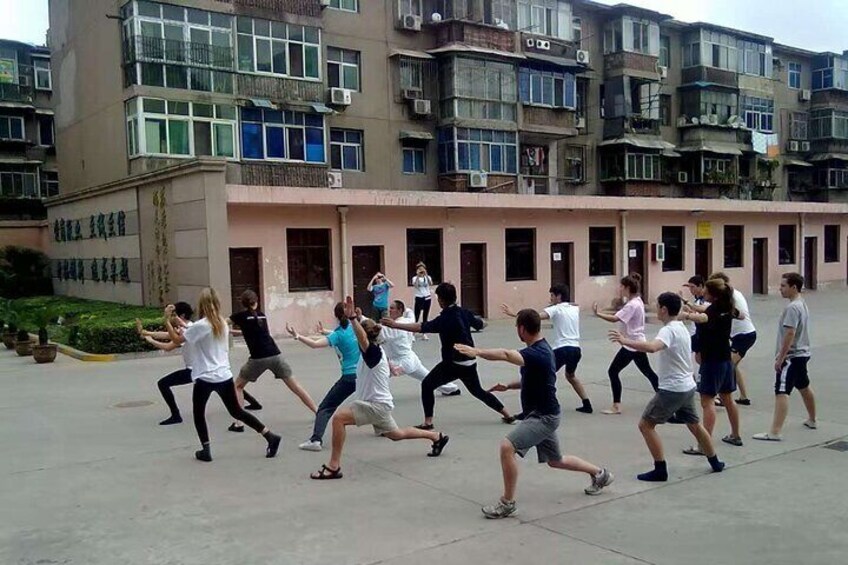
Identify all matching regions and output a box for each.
[2,289,848,565]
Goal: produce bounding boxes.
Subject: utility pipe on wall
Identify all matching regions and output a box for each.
[620,210,629,278]
[338,206,350,297]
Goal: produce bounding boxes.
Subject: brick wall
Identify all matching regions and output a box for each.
[436,22,514,53]
[237,75,325,103]
[604,51,659,75]
[523,106,577,129]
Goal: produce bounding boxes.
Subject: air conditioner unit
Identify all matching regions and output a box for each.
[788,140,800,152]
[800,141,811,152]
[657,65,668,79]
[708,114,719,125]
[402,88,422,100]
[678,171,689,184]
[401,14,422,31]
[536,39,551,51]
[799,89,812,102]
[319,0,330,7]
[329,87,352,106]
[652,242,666,263]
[468,171,488,189]
[327,171,343,189]
[525,38,536,48]
[576,116,586,129]
[411,99,431,116]
[576,50,590,66]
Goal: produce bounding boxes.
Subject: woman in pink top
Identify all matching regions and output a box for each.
[593,273,659,415]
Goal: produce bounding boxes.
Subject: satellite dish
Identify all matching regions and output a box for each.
[431,12,442,22]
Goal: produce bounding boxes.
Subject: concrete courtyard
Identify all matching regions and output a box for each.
[2,289,848,565]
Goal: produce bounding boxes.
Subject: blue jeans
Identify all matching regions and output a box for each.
[310,376,357,443]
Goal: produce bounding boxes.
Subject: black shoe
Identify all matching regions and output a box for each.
[428,433,450,457]
[245,402,263,411]
[502,416,517,425]
[265,433,282,458]
[195,447,212,462]
[441,389,462,397]
[734,398,751,406]
[159,415,183,426]
[576,405,593,414]
[415,423,435,431]
[514,412,526,421]
[228,423,245,433]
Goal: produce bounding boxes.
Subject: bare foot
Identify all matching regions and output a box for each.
[601,406,622,415]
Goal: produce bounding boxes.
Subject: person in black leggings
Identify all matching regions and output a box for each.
[593,274,659,415]
[411,263,433,341]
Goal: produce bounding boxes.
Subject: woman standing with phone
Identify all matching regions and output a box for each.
[412,262,433,341]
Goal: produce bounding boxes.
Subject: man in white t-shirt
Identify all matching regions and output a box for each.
[502,284,593,413]
[609,292,724,482]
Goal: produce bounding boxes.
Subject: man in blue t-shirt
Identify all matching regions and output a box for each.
[455,309,614,519]
[367,272,394,319]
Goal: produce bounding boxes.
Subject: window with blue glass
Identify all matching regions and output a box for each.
[402,144,425,174]
[330,128,363,171]
[742,96,774,133]
[240,108,325,163]
[788,62,802,90]
[437,127,518,174]
[812,54,848,90]
[518,65,576,109]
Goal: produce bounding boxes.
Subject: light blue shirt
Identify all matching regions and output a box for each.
[327,323,360,379]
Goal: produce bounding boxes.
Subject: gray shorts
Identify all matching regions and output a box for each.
[642,389,700,425]
[507,414,562,463]
[351,400,399,435]
[238,354,293,383]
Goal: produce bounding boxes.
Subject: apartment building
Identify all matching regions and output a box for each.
[46,0,848,331]
[0,38,56,250]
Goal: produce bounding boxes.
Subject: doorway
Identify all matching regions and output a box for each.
[695,239,712,279]
[460,243,486,317]
[628,241,648,299]
[804,237,818,290]
[352,245,383,316]
[229,248,261,313]
[550,242,574,302]
[752,238,767,294]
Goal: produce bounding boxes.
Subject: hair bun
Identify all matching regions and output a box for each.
[630,272,642,283]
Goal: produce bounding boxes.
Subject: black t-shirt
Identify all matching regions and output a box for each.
[519,339,561,416]
[230,310,280,360]
[362,342,383,368]
[698,304,732,362]
[420,304,484,363]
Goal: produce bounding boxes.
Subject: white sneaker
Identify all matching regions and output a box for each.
[752,432,783,441]
[803,420,818,429]
[298,440,323,452]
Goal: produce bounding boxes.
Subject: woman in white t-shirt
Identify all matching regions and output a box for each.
[411,263,434,340]
[165,288,281,462]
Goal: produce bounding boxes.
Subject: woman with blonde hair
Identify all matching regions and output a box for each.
[165,288,281,462]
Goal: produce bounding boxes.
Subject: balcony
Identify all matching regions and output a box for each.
[434,20,515,54]
[237,162,328,187]
[603,116,660,138]
[0,82,34,105]
[604,51,660,79]
[123,36,234,70]
[438,173,517,194]
[0,197,46,220]
[520,105,578,135]
[237,74,324,103]
[212,0,322,18]
[681,66,737,89]
[518,175,582,196]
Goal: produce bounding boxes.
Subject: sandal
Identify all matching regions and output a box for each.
[310,464,343,480]
[415,423,434,430]
[682,446,706,456]
[722,435,743,447]
[428,433,450,457]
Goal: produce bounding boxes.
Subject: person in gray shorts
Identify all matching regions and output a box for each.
[455,309,613,520]
[228,290,317,432]
[610,292,725,482]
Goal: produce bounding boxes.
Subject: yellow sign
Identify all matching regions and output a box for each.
[696,221,712,239]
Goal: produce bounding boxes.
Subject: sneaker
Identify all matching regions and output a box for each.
[714,397,724,407]
[441,389,462,397]
[585,468,614,495]
[482,499,517,519]
[752,432,783,441]
[803,420,818,430]
[298,439,323,452]
[735,398,751,406]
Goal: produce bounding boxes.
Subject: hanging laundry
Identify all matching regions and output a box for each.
[751,131,768,155]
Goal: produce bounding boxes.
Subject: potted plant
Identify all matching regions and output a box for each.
[15,327,34,357]
[2,301,18,350]
[32,307,58,364]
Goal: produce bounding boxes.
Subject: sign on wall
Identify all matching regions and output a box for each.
[696,221,712,239]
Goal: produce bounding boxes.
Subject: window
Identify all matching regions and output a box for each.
[39,116,54,146]
[604,17,657,55]
[398,0,422,16]
[330,129,363,171]
[625,153,662,181]
[125,97,237,158]
[562,145,584,182]
[505,228,536,281]
[327,47,360,91]
[779,224,796,265]
[662,226,684,272]
[632,21,649,53]
[660,94,672,127]
[659,35,670,68]
[0,115,24,140]
[572,18,582,48]
[406,229,442,282]
[33,58,51,90]
[236,17,320,80]
[484,0,517,29]
[589,227,616,277]
[41,171,59,197]
[739,39,770,77]
[680,89,738,124]
[287,229,332,291]
[789,62,802,89]
[240,107,325,163]
[517,0,571,39]
[724,225,744,268]
[437,127,518,174]
[790,112,808,140]
[402,145,426,174]
[0,172,38,198]
[329,0,358,12]
[518,64,576,109]
[742,96,774,133]
[824,225,840,263]
[810,109,848,140]
[441,57,517,122]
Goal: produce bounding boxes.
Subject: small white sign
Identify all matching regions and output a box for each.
[552,252,562,262]
[629,249,638,258]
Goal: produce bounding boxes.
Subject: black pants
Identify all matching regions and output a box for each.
[421,361,504,419]
[414,296,432,325]
[158,369,260,418]
[607,348,660,403]
[193,378,265,445]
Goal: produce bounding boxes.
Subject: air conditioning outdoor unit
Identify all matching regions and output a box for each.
[678,171,689,184]
[329,87,352,106]
[800,141,811,152]
[526,38,536,48]
[402,88,422,100]
[536,39,551,51]
[657,65,668,79]
[401,14,422,31]
[469,171,488,189]
[652,242,666,263]
[576,50,590,66]
[319,0,330,7]
[708,114,719,125]
[411,99,431,116]
[799,89,812,102]
[576,116,586,129]
[327,171,343,189]
[788,140,800,152]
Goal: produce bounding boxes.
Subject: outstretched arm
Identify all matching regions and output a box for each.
[501,304,550,320]
[343,297,370,352]
[608,330,665,353]
[143,335,180,352]
[381,318,422,333]
[287,323,329,349]
[593,302,620,323]
[163,305,186,345]
[454,343,525,367]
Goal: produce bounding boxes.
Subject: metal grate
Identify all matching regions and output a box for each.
[823,440,848,452]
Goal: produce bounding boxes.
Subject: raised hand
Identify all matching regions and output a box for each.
[380,317,394,328]
[592,302,600,315]
[285,323,299,339]
[608,330,623,343]
[500,304,513,316]
[343,295,356,319]
[135,318,144,337]
[316,320,325,334]
[164,304,175,317]
[488,383,509,393]
[354,307,363,318]
[454,343,477,358]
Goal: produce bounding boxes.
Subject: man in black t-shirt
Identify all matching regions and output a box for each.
[227,290,317,432]
[455,309,614,519]
[381,283,515,429]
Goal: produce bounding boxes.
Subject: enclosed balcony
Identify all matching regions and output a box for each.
[0,82,34,105]
[681,66,738,89]
[123,36,234,70]
[211,0,323,18]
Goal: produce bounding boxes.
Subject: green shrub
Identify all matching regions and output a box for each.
[0,246,53,298]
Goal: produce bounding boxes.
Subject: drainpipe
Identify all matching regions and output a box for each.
[338,206,350,297]
[799,212,806,277]
[620,210,629,277]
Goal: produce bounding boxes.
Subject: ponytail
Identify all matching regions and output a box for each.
[621,272,642,295]
[334,302,349,329]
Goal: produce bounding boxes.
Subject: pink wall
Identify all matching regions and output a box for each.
[0,221,49,252]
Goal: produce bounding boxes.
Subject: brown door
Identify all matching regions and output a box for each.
[695,239,712,279]
[229,248,261,313]
[628,241,648,299]
[460,243,486,317]
[352,245,383,316]
[550,242,574,302]
[752,238,767,294]
[804,237,817,290]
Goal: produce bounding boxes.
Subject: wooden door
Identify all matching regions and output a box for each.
[229,248,261,313]
[352,246,383,316]
[695,239,712,279]
[550,242,574,302]
[804,237,817,290]
[752,238,767,294]
[460,243,486,317]
[628,241,648,299]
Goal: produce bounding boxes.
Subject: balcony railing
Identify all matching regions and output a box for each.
[681,66,737,89]
[123,36,234,70]
[212,0,322,17]
[0,82,34,104]
[518,175,583,195]
[603,116,661,138]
